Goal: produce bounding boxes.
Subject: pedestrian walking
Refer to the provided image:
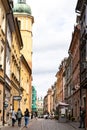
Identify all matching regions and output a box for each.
[35,111,38,120]
[31,111,33,119]
[17,108,23,127]
[24,108,30,128]
[11,109,16,126]
[79,106,86,128]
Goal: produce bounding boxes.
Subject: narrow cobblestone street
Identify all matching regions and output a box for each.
[24,119,75,130]
[21,119,85,130]
[0,118,85,130]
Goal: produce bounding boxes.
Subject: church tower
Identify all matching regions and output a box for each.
[13,0,34,69]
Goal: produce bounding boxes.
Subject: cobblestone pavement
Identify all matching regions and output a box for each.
[68,121,85,130]
[0,117,25,130]
[22,119,77,130]
[0,118,86,130]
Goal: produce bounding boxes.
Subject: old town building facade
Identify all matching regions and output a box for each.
[13,0,34,112]
[0,0,15,125]
[11,17,23,112]
[68,24,80,121]
[76,0,87,128]
[43,88,53,115]
[0,0,34,125]
[55,59,67,104]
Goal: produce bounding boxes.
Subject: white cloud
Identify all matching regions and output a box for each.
[32,72,57,98]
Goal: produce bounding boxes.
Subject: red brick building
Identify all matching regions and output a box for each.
[68,24,80,121]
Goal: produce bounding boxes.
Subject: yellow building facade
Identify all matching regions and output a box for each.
[0,0,34,125]
[55,61,65,104]
[20,55,32,113]
[44,88,53,114]
[13,0,34,113]
[11,17,23,112]
[0,0,22,125]
[0,0,6,125]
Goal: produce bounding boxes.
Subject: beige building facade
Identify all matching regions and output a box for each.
[44,88,54,115]
[55,59,67,104]
[0,0,34,125]
[0,0,5,124]
[13,0,34,113]
[0,0,15,125]
[10,17,23,112]
[20,55,32,113]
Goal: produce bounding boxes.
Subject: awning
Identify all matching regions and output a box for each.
[56,102,69,107]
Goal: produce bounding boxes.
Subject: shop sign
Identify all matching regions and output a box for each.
[13,96,22,101]
[4,101,8,108]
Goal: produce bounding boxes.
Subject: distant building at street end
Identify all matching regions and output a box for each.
[43,88,54,115]
[37,97,43,117]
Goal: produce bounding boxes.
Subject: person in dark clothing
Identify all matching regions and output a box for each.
[17,108,23,127]
[24,108,30,128]
[31,111,33,119]
[35,112,38,119]
[79,106,86,128]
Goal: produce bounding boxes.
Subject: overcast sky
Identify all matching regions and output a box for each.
[14,0,77,98]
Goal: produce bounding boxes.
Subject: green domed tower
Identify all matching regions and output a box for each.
[13,0,32,15]
[13,0,34,112]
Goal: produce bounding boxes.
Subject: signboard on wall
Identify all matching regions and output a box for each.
[13,96,22,101]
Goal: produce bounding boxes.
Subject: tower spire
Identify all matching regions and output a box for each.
[17,0,26,4]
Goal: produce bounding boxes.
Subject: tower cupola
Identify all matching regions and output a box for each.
[13,0,32,15]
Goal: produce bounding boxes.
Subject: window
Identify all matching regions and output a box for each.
[7,22,12,48]
[6,44,10,77]
[0,40,4,69]
[1,14,5,33]
[18,20,21,30]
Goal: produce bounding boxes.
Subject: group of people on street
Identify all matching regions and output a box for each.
[11,106,86,129]
[12,108,30,128]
